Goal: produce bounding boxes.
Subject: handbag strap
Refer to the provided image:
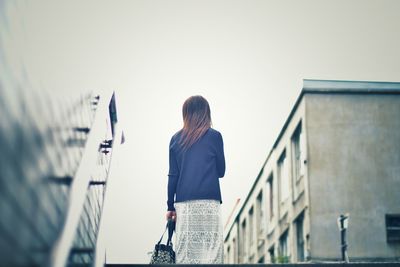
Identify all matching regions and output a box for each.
[157,219,175,246]
[167,219,175,245]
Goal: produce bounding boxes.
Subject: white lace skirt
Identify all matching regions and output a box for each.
[174,200,223,264]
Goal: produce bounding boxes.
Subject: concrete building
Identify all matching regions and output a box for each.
[224,79,400,264]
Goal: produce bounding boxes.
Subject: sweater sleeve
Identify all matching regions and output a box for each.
[216,132,226,178]
[167,137,179,211]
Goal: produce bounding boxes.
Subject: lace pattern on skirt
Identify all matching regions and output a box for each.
[174,200,223,264]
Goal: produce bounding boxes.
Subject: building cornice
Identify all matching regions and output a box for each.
[303,79,400,93]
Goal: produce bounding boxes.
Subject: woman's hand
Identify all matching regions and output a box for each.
[166,211,176,221]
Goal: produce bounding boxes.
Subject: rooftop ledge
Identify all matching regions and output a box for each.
[303,79,400,93]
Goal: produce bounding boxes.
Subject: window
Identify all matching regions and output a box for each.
[279,230,290,263]
[295,213,305,261]
[268,246,275,263]
[227,245,231,263]
[232,238,237,263]
[292,122,305,182]
[267,174,274,219]
[249,207,254,246]
[278,151,289,204]
[256,191,264,235]
[386,214,400,243]
[241,219,247,259]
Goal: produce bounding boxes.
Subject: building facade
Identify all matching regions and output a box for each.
[0,85,120,267]
[224,79,400,263]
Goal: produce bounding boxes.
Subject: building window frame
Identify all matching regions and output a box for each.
[241,219,247,261]
[267,173,274,221]
[386,214,400,243]
[295,212,305,262]
[279,230,290,263]
[256,190,264,237]
[268,245,275,263]
[291,121,305,183]
[227,245,231,263]
[278,150,289,205]
[249,206,254,247]
[233,237,237,263]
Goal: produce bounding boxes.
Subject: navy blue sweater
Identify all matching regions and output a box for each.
[167,128,225,211]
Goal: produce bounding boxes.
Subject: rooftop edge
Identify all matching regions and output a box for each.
[303,79,400,93]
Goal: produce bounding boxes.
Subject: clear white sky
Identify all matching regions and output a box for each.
[2,0,400,264]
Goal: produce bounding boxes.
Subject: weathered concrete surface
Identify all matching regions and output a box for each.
[306,93,400,260]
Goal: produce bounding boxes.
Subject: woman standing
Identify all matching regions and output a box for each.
[166,95,226,264]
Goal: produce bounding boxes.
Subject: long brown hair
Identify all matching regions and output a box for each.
[179,95,212,149]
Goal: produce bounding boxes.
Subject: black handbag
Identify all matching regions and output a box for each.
[150,219,176,264]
